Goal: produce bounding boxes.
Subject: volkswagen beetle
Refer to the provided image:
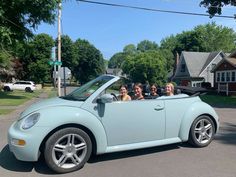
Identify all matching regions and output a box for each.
[8,75,219,173]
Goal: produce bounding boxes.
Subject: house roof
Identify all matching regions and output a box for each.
[211,57,236,72]
[182,51,210,77]
[226,57,236,66]
[200,51,221,73]
[182,51,224,77]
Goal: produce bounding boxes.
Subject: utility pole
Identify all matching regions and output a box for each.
[57,1,62,96]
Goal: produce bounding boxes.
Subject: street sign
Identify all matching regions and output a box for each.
[55,61,62,65]
[48,60,62,66]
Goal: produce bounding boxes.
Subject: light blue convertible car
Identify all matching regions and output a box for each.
[8,75,219,173]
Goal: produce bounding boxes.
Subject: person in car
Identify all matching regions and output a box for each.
[165,83,174,96]
[150,84,158,97]
[118,85,131,101]
[132,83,144,100]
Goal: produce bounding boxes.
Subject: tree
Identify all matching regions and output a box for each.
[108,52,125,69]
[21,34,54,83]
[0,0,57,46]
[0,0,58,76]
[137,40,159,52]
[56,35,76,70]
[193,23,236,52]
[161,22,236,53]
[122,50,167,85]
[73,39,105,84]
[123,44,137,55]
[200,0,235,17]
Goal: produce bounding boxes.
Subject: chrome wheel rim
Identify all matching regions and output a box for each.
[52,134,87,169]
[194,119,213,144]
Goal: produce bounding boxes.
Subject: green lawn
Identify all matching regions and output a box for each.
[44,87,57,98]
[0,109,14,115]
[0,88,58,116]
[200,94,236,107]
[0,90,42,106]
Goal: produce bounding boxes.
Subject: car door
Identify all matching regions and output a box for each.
[97,99,165,146]
[13,82,21,90]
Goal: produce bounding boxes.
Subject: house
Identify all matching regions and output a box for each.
[106,68,124,77]
[211,51,236,96]
[172,51,227,87]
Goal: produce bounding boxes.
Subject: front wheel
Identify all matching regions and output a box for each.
[44,128,92,173]
[188,115,215,147]
[3,86,10,92]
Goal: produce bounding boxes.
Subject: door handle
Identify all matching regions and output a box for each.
[154,105,164,111]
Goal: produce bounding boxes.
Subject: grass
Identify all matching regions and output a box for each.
[0,109,14,115]
[44,87,57,98]
[0,87,58,116]
[200,94,236,107]
[0,90,43,106]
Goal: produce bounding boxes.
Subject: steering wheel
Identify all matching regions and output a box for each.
[110,93,118,101]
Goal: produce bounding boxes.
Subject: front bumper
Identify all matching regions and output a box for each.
[8,121,49,162]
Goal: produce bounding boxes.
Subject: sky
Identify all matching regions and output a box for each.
[36,0,236,59]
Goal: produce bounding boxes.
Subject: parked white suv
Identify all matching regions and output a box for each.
[3,81,36,92]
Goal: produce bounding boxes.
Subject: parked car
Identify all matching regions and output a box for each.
[8,75,219,173]
[3,81,36,92]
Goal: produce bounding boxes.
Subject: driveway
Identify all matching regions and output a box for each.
[0,99,235,177]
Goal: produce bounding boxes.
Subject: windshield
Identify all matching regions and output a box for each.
[62,75,114,101]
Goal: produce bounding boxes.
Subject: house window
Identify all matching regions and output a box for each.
[226,72,230,82]
[232,71,235,82]
[181,64,185,72]
[216,72,220,82]
[221,72,225,82]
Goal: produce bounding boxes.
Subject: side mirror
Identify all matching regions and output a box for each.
[97,94,113,104]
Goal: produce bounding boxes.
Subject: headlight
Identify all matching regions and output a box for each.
[22,113,40,130]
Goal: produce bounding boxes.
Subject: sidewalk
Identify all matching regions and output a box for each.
[0,92,49,121]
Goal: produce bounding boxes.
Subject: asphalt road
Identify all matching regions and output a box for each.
[0,95,235,177]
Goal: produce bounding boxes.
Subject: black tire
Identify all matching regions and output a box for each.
[44,128,92,173]
[3,86,10,92]
[188,115,215,147]
[25,87,32,92]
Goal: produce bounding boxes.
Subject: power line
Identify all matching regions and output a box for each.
[77,0,235,19]
[1,15,28,31]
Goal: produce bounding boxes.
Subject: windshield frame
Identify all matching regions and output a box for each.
[62,75,117,101]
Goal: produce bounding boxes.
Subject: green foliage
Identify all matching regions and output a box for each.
[122,50,167,85]
[194,23,236,52]
[161,22,236,54]
[73,39,105,84]
[200,0,232,17]
[0,0,58,68]
[0,0,57,44]
[137,40,159,52]
[123,44,137,55]
[108,52,125,69]
[56,35,76,70]
[108,40,173,83]
[0,49,11,68]
[21,34,54,83]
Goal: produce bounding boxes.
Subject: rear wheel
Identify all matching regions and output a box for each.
[44,128,92,173]
[25,87,32,92]
[188,115,215,147]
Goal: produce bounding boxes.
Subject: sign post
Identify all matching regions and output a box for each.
[57,1,62,96]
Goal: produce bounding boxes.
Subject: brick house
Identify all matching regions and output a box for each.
[212,52,236,95]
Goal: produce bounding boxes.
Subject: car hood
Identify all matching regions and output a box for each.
[20,97,84,119]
